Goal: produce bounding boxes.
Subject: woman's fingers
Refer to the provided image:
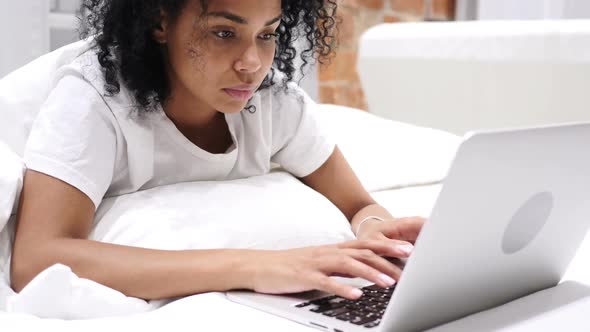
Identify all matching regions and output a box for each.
[338,238,414,258]
[312,274,364,300]
[312,247,404,299]
[253,239,416,300]
[347,249,404,281]
[381,217,426,244]
[325,254,397,288]
[314,257,391,299]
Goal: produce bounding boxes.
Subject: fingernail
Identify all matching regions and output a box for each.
[379,274,396,286]
[350,288,363,298]
[398,244,414,255]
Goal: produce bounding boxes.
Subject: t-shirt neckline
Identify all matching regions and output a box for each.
[155,105,238,162]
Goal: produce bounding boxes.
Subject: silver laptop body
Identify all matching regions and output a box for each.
[226,123,590,332]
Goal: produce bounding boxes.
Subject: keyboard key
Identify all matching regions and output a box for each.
[310,295,337,305]
[350,314,379,325]
[322,307,351,317]
[365,304,383,313]
[310,302,345,313]
[364,284,382,290]
[295,301,311,308]
[336,312,354,321]
[301,284,395,327]
[364,319,381,328]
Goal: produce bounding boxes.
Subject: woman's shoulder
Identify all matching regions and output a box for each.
[257,72,308,113]
[48,39,100,87]
[260,72,314,125]
[51,39,137,112]
[43,41,155,136]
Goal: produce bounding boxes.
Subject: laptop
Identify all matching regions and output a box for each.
[226,123,590,332]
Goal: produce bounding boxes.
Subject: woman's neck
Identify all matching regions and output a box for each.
[162,84,233,154]
[163,87,220,130]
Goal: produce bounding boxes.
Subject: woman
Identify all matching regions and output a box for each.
[11,0,425,301]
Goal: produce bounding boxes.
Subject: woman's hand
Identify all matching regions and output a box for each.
[246,239,413,300]
[354,216,426,249]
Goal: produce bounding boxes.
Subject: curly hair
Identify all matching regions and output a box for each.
[79,0,338,112]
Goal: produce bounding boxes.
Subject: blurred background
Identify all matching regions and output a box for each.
[1,0,590,108]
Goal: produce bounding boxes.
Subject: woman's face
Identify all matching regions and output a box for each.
[160,0,282,114]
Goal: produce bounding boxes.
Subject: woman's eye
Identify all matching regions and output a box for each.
[259,33,278,41]
[214,31,234,39]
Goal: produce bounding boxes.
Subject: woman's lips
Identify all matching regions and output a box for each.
[223,88,255,101]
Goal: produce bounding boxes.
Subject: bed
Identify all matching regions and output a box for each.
[2,19,590,331]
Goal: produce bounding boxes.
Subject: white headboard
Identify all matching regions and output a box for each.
[358,20,590,135]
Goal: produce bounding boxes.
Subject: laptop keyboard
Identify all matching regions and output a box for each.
[295,284,395,328]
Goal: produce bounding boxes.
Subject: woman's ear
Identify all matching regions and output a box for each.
[153,9,168,44]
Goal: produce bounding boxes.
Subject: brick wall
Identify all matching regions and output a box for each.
[319,0,456,110]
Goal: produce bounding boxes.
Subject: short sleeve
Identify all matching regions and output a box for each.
[271,84,335,177]
[24,74,117,209]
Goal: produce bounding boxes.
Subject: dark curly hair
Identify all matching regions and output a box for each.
[79,0,338,112]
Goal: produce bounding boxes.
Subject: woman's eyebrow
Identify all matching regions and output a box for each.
[207,11,282,26]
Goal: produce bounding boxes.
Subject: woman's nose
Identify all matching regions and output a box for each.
[234,42,262,73]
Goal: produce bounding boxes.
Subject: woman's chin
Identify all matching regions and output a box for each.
[217,101,251,114]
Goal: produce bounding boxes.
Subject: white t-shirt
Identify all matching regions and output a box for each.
[24,49,335,209]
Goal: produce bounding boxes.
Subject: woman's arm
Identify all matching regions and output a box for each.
[301,146,389,229]
[10,170,257,299]
[301,146,424,241]
[11,170,407,300]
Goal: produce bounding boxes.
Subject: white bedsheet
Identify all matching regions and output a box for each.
[0,291,316,332]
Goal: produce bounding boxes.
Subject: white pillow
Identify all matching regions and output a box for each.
[0,40,89,156]
[315,104,461,192]
[0,143,23,231]
[91,171,355,250]
[0,142,25,274]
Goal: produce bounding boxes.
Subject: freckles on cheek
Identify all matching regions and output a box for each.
[183,38,228,68]
[180,45,207,73]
